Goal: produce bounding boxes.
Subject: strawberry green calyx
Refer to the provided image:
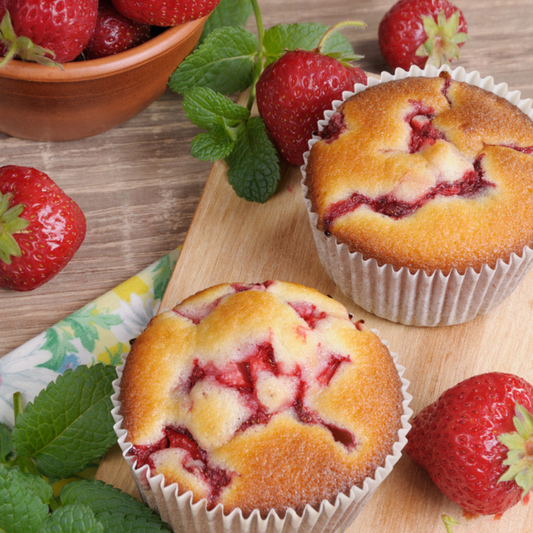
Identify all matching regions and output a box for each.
[0,192,29,264]
[498,403,533,498]
[416,9,469,67]
[0,11,60,69]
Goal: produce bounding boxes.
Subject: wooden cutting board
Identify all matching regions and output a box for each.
[96,143,533,533]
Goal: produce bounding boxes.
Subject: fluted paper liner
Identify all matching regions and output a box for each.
[111,333,412,533]
[301,65,533,327]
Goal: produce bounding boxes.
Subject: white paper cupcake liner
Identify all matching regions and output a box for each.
[111,332,412,533]
[301,65,533,327]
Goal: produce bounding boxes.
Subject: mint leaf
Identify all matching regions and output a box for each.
[0,422,12,462]
[0,465,50,533]
[12,364,117,480]
[191,130,235,162]
[38,504,104,533]
[225,117,280,202]
[94,512,169,532]
[263,22,357,66]
[183,87,250,130]
[60,480,163,524]
[169,26,258,95]
[199,0,253,45]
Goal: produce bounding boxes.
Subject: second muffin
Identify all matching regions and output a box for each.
[113,280,410,533]
[303,66,533,326]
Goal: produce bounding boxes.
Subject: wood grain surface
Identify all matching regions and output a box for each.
[2,0,533,532]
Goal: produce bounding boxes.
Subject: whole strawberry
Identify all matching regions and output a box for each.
[378,0,469,71]
[256,23,367,167]
[406,372,533,516]
[0,0,98,64]
[110,0,221,27]
[0,166,86,291]
[84,0,151,60]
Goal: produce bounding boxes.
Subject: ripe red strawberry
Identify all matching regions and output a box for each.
[256,25,367,167]
[0,166,86,291]
[378,0,469,71]
[110,0,221,27]
[0,0,98,64]
[406,372,533,516]
[84,0,151,60]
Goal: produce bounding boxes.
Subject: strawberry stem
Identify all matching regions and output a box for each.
[316,20,366,53]
[0,10,62,69]
[247,0,265,111]
[442,514,460,533]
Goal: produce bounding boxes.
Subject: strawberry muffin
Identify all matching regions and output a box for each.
[302,66,533,326]
[112,281,411,533]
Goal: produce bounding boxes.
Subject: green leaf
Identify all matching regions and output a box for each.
[199,0,253,46]
[60,480,165,525]
[38,504,104,533]
[95,512,170,532]
[12,364,117,480]
[169,26,258,95]
[0,465,50,533]
[225,117,280,203]
[191,130,235,162]
[263,23,356,66]
[0,423,12,462]
[182,87,250,130]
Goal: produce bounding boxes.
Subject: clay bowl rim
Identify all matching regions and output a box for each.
[0,16,207,83]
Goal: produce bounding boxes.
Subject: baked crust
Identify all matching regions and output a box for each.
[305,74,533,274]
[119,281,403,515]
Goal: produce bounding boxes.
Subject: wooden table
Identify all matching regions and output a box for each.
[2,1,533,532]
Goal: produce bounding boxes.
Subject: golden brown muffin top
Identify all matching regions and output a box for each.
[305,73,533,274]
[119,281,404,515]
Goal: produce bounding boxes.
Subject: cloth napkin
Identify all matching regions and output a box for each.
[0,247,181,427]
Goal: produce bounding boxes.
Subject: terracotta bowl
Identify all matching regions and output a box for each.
[0,17,207,142]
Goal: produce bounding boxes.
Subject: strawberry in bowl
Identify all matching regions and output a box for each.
[0,166,86,291]
[406,372,533,516]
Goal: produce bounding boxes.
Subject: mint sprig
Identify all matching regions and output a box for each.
[0,364,170,532]
[0,465,52,533]
[198,0,254,46]
[38,504,104,533]
[170,0,364,202]
[262,22,360,66]
[226,116,279,202]
[169,26,258,95]
[12,364,117,480]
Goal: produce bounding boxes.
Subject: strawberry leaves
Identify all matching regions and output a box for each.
[0,192,29,264]
[498,403,533,498]
[170,0,360,203]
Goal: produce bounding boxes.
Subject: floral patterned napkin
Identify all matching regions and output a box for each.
[0,247,181,427]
